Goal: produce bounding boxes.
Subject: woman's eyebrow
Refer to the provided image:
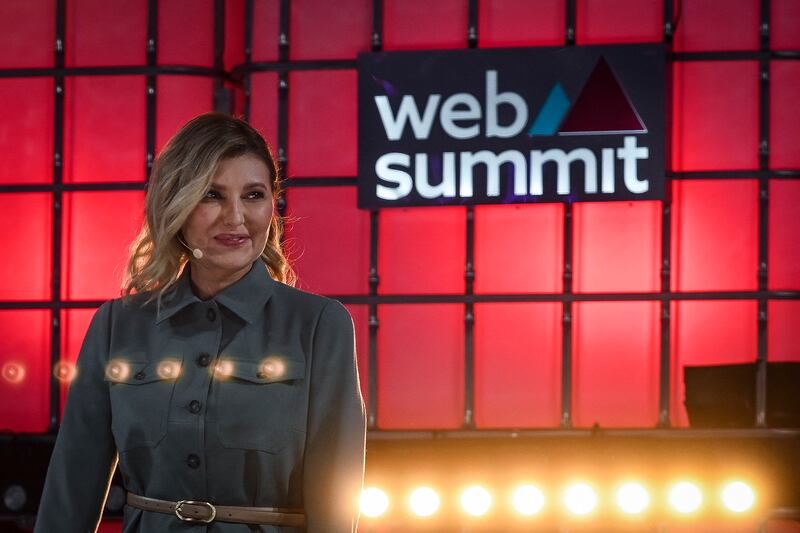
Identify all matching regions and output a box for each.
[210,181,268,190]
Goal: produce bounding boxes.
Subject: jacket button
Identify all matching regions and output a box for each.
[206,308,216,322]
[134,371,146,380]
[197,353,211,367]
[188,400,202,414]
[186,454,200,469]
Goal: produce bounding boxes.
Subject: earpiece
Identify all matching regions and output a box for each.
[177,234,204,259]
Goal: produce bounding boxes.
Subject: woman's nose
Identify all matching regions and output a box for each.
[223,199,245,227]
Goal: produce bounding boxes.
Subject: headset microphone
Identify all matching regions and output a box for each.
[177,235,204,259]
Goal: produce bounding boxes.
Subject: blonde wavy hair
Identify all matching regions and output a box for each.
[122,112,295,305]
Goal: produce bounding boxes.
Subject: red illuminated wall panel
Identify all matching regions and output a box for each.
[573,201,661,293]
[383,0,468,51]
[287,70,357,177]
[672,0,759,52]
[63,76,146,183]
[0,310,50,433]
[61,192,145,301]
[474,303,562,428]
[157,0,214,67]
[251,0,279,62]
[0,0,54,69]
[670,300,758,427]
[377,304,464,428]
[769,180,800,290]
[477,0,564,48]
[0,193,52,301]
[379,207,466,295]
[573,301,660,427]
[576,0,662,44]
[772,0,800,50]
[284,186,370,295]
[65,0,146,67]
[768,301,800,362]
[0,78,53,184]
[249,72,279,149]
[290,0,371,60]
[770,62,800,169]
[671,180,759,292]
[672,61,759,172]
[474,204,563,293]
[155,76,215,153]
[224,0,245,72]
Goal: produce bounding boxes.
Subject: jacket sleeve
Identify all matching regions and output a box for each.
[303,300,367,532]
[35,300,118,533]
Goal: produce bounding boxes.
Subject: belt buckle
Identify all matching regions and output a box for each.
[174,499,217,523]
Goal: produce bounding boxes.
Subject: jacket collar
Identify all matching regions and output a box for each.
[156,259,275,325]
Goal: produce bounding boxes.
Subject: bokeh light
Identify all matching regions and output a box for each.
[668,481,703,514]
[721,481,755,513]
[104,359,130,382]
[360,487,389,518]
[616,482,650,515]
[409,486,440,517]
[53,361,77,383]
[1,362,26,384]
[156,359,181,379]
[512,484,545,516]
[460,485,492,517]
[564,483,598,516]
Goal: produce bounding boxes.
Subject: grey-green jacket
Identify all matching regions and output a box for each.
[34,259,366,532]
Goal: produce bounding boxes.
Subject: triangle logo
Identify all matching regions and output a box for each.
[558,56,646,135]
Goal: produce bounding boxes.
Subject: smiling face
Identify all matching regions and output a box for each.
[181,154,274,284]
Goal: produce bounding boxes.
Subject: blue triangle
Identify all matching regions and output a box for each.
[528,83,570,136]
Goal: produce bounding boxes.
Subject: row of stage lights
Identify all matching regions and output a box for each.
[359,480,757,519]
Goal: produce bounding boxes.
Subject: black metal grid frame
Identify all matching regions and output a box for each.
[0,0,798,439]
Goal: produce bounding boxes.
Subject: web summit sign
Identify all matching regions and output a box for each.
[357,44,664,208]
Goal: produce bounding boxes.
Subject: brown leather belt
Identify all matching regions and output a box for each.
[126,492,306,527]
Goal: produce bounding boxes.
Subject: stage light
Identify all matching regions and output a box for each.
[721,481,755,513]
[460,486,491,517]
[668,481,702,514]
[53,361,76,383]
[1,362,26,384]
[3,485,26,512]
[512,484,545,516]
[616,482,650,515]
[156,359,181,379]
[360,487,389,517]
[564,483,598,516]
[105,359,130,382]
[409,487,440,517]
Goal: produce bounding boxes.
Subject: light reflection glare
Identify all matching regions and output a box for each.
[1,362,26,384]
[460,486,491,517]
[259,356,286,380]
[409,487,440,517]
[360,487,389,518]
[564,483,598,516]
[214,360,234,378]
[104,360,130,382]
[156,359,181,379]
[53,362,76,383]
[722,481,755,513]
[669,482,703,514]
[512,484,545,516]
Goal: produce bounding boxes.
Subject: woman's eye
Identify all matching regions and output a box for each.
[203,190,221,200]
[246,191,265,199]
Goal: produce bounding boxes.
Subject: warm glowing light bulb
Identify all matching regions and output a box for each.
[512,484,545,516]
[2,362,26,384]
[616,482,650,514]
[564,483,598,516]
[460,486,491,517]
[360,487,389,517]
[722,481,755,513]
[669,482,703,514]
[157,359,181,379]
[53,362,77,383]
[409,487,440,517]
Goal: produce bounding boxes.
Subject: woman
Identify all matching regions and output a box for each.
[34,112,366,532]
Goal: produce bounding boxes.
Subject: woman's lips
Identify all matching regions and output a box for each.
[214,235,250,247]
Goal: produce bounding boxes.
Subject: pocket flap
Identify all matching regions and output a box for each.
[219,356,305,384]
[104,358,183,385]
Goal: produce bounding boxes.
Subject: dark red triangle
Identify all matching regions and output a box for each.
[558,56,646,135]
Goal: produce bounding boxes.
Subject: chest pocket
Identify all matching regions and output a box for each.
[214,355,306,453]
[104,358,182,451]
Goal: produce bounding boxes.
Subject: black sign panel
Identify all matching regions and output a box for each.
[357,44,665,209]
